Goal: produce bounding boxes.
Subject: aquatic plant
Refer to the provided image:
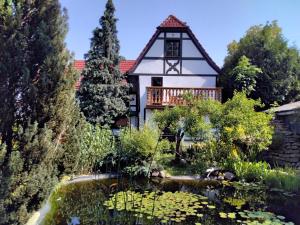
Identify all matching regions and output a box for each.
[219,212,236,219]
[224,197,246,209]
[104,190,215,223]
[238,210,294,225]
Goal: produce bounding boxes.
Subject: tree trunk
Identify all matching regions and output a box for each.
[175,129,184,163]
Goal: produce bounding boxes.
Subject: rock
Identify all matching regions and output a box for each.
[179,159,187,166]
[224,172,235,181]
[151,171,159,177]
[158,170,166,178]
[205,167,222,178]
[217,175,224,180]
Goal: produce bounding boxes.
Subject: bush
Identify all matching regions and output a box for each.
[73,122,115,174]
[119,125,169,176]
[218,92,274,160]
[119,125,169,163]
[187,141,219,173]
[225,160,270,182]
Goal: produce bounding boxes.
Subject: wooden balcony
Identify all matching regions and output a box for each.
[146,86,222,107]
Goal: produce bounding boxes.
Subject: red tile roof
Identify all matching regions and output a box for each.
[74,60,135,90]
[119,60,136,73]
[74,60,85,71]
[159,15,187,28]
[74,60,135,74]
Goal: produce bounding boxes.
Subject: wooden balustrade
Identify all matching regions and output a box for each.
[146,87,222,107]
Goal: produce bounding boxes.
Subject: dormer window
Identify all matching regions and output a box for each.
[165,40,180,57]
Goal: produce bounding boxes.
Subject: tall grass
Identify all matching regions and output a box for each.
[264,168,300,192]
[227,160,300,192]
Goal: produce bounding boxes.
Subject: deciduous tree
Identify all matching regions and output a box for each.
[221,21,300,107]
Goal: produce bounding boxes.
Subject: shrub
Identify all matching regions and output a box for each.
[119,125,169,176]
[187,141,219,173]
[119,125,169,163]
[73,122,115,173]
[218,92,274,160]
[227,160,270,182]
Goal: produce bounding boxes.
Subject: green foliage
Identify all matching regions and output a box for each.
[154,106,185,134]
[228,160,270,182]
[77,0,129,126]
[75,123,115,173]
[104,190,211,223]
[221,21,300,107]
[229,56,262,95]
[188,141,219,173]
[219,92,274,160]
[118,125,169,177]
[0,0,82,224]
[119,125,169,163]
[154,92,273,163]
[264,168,300,192]
[224,160,300,192]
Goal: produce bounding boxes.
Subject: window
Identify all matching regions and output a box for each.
[151,77,163,86]
[165,40,180,57]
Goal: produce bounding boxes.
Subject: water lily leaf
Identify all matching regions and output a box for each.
[219,212,227,218]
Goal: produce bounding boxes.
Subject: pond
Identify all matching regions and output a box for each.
[43,178,300,225]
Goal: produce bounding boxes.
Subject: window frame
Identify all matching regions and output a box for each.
[165,39,181,58]
[151,77,163,87]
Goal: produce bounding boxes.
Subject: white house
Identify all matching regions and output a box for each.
[75,15,222,128]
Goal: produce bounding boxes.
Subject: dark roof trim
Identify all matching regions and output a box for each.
[128,29,161,74]
[185,28,221,74]
[129,73,218,77]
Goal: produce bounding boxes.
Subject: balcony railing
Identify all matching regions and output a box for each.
[146,87,222,107]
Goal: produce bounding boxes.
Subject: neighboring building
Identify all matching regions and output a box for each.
[272,101,300,134]
[75,15,222,128]
[265,101,300,168]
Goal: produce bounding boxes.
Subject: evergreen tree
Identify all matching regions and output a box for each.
[0,0,81,224]
[78,0,129,126]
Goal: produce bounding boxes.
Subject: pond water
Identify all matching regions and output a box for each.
[43,178,300,225]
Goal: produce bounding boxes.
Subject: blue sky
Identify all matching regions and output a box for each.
[60,0,300,67]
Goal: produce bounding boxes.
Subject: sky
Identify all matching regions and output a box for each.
[59,0,300,67]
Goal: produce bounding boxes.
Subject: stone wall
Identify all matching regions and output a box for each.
[264,119,300,168]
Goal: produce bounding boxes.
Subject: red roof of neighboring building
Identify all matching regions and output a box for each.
[74,60,85,71]
[74,60,135,90]
[74,60,135,74]
[159,15,187,28]
[119,60,136,73]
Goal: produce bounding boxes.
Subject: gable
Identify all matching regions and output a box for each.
[129,15,220,76]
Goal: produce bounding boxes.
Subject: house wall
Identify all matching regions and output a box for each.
[181,60,217,74]
[130,29,220,128]
[138,75,216,126]
[182,40,203,57]
[145,40,164,57]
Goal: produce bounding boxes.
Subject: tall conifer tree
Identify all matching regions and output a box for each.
[78,0,129,126]
[0,0,81,224]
